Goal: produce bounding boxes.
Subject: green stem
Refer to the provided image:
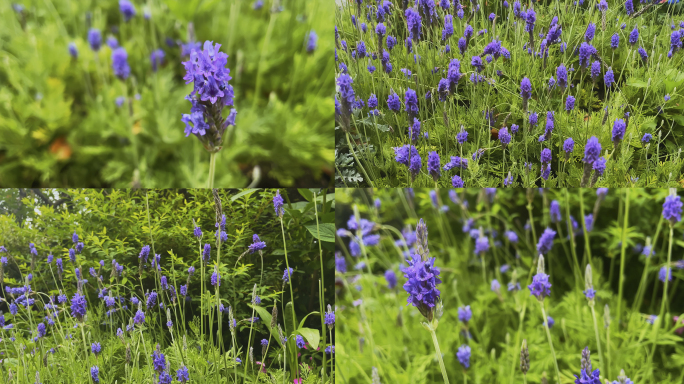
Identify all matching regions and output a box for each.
[207,152,217,188]
[428,327,451,384]
[590,305,605,380]
[650,222,673,363]
[540,303,561,384]
[313,191,328,383]
[279,217,299,380]
[617,189,630,325]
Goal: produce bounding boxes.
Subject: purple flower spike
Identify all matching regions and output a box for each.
[663,193,682,225]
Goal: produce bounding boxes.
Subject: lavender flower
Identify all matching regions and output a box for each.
[663,193,682,224]
[629,26,639,46]
[642,133,652,143]
[91,366,99,383]
[181,41,236,151]
[452,175,464,188]
[427,152,441,181]
[405,8,422,41]
[585,23,596,41]
[579,42,596,68]
[307,31,317,53]
[273,190,285,217]
[550,201,562,223]
[520,77,532,110]
[249,234,266,254]
[611,33,620,50]
[283,267,294,283]
[458,305,472,323]
[638,47,648,64]
[457,126,468,144]
[203,243,211,263]
[387,91,401,112]
[610,119,626,149]
[150,49,165,72]
[659,266,672,282]
[402,229,441,320]
[529,264,552,300]
[91,342,102,356]
[625,0,634,15]
[70,293,87,321]
[119,0,136,22]
[605,68,615,88]
[537,228,556,255]
[584,136,601,164]
[176,366,189,383]
[88,29,102,51]
[457,345,471,368]
[405,88,419,117]
[499,127,511,147]
[566,95,576,111]
[385,269,397,289]
[112,47,131,80]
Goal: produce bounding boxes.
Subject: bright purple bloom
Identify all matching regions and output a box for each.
[537,228,556,255]
[111,47,131,80]
[663,194,683,224]
[88,29,102,51]
[119,0,136,22]
[584,137,602,164]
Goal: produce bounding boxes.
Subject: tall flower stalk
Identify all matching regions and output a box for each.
[651,189,681,362]
[402,219,449,384]
[528,255,560,384]
[584,264,604,378]
[274,190,299,380]
[181,41,238,188]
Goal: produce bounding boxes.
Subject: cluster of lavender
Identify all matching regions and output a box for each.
[0,190,333,383]
[335,0,684,186]
[181,41,237,152]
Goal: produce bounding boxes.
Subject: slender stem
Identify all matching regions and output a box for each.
[590,305,604,379]
[617,189,630,325]
[279,217,299,380]
[539,303,561,384]
[207,152,217,188]
[313,191,328,383]
[651,223,673,361]
[428,327,451,384]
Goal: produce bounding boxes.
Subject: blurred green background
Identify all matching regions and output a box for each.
[0,0,334,187]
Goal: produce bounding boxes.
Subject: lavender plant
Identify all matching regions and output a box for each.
[0,188,334,384]
[335,0,684,187]
[336,188,684,384]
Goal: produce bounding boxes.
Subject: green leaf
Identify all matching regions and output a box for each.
[248,304,283,347]
[297,311,320,330]
[298,327,320,350]
[298,189,314,202]
[304,223,336,242]
[231,189,260,202]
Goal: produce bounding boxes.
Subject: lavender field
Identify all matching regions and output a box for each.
[335,0,684,187]
[0,188,335,383]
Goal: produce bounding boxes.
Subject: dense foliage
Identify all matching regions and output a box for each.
[335,0,684,187]
[0,188,336,383]
[335,188,684,383]
[0,0,334,187]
